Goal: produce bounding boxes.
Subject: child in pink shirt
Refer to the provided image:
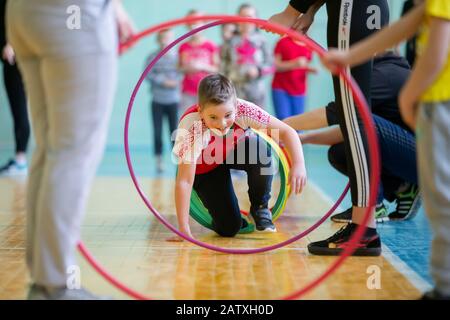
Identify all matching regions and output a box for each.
[178,9,219,114]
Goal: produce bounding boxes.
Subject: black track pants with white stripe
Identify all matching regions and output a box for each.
[326,0,389,207]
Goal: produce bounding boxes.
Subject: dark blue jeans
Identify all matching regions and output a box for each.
[151,101,178,156]
[193,133,273,237]
[328,114,417,203]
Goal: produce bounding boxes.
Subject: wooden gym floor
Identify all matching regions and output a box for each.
[0,175,426,300]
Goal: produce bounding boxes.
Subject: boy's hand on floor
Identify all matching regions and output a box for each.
[289,164,307,195]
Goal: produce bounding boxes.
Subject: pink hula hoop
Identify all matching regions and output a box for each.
[77,15,380,300]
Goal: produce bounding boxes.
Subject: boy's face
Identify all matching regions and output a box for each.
[238,7,257,35]
[158,31,173,48]
[200,98,237,137]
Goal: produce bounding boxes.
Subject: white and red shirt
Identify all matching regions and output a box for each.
[172,99,271,174]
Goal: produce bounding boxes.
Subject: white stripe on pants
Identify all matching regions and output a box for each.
[7,0,118,287]
[338,0,370,207]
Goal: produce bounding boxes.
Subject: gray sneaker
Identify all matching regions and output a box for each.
[250,207,277,233]
[27,284,112,300]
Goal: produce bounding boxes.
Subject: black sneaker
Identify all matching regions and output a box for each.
[330,207,352,223]
[250,207,277,233]
[421,289,450,300]
[388,184,421,221]
[307,223,381,256]
[330,203,389,223]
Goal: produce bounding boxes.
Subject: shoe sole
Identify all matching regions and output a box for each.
[331,217,351,223]
[308,246,382,257]
[255,227,277,233]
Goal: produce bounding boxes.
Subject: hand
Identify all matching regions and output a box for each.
[114,0,136,44]
[288,164,307,195]
[295,57,308,68]
[166,227,193,242]
[320,49,350,75]
[399,86,419,130]
[2,44,15,65]
[163,79,178,88]
[292,12,314,34]
[265,5,300,34]
[247,66,260,79]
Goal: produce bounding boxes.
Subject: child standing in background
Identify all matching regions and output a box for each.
[220,23,238,79]
[222,3,272,109]
[178,9,219,114]
[146,29,182,173]
[271,37,314,120]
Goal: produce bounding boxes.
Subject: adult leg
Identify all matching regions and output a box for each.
[3,61,29,155]
[326,0,390,227]
[417,102,450,297]
[8,0,118,288]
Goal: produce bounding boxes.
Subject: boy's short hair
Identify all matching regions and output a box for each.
[198,74,237,109]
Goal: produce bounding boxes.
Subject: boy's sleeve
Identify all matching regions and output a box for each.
[172,116,205,164]
[289,0,318,14]
[426,0,450,20]
[236,100,271,130]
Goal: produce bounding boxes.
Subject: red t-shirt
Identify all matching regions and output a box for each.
[271,37,312,95]
[178,40,218,96]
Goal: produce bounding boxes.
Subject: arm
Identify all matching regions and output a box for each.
[267,1,324,33]
[300,127,343,145]
[274,54,310,72]
[291,0,325,34]
[175,162,197,238]
[322,3,425,72]
[203,49,220,73]
[267,117,307,195]
[112,0,136,44]
[399,15,450,129]
[284,107,328,130]
[178,52,199,74]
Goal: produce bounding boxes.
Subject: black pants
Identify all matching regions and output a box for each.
[328,114,418,203]
[193,134,273,237]
[326,0,390,207]
[2,59,29,153]
[151,101,178,156]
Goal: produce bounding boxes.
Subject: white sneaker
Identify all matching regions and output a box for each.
[0,159,28,177]
[27,284,112,300]
[156,156,164,174]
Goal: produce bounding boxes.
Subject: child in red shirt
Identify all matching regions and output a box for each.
[272,36,314,120]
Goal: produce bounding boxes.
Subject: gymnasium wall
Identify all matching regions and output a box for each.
[0,0,405,153]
